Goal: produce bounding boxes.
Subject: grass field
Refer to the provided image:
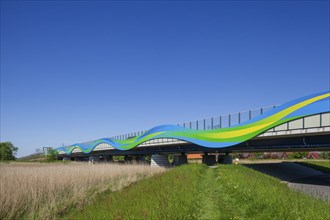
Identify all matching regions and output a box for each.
[64,164,330,220]
[297,160,330,173]
[0,162,165,219]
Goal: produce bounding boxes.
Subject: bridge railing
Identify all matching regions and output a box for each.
[110,105,278,141]
[136,112,330,147]
[264,112,330,133]
[177,105,277,130]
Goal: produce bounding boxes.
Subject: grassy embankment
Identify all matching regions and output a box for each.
[297,160,330,173]
[65,164,330,220]
[0,162,165,219]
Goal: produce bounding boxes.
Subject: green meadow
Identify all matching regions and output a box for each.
[64,164,330,220]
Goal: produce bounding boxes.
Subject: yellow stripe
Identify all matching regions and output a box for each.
[202,93,330,139]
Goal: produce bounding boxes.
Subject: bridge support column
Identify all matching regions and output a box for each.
[173,153,187,166]
[218,153,232,164]
[202,154,216,166]
[89,156,98,164]
[63,157,70,161]
[151,154,171,167]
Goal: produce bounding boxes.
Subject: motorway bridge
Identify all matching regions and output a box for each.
[55,91,330,167]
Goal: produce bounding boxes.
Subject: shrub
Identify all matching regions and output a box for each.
[320,152,330,159]
[292,152,307,159]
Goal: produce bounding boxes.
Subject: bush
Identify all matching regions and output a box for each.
[320,152,330,159]
[45,149,58,162]
[0,142,18,161]
[292,152,307,159]
[254,152,263,159]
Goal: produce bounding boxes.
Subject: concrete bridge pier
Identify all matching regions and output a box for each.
[88,156,98,164]
[173,153,187,166]
[218,153,233,164]
[63,157,71,161]
[151,154,171,167]
[202,153,216,166]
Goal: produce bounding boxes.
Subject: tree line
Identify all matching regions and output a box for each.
[0,142,18,161]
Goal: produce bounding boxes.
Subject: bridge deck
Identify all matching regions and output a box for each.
[61,112,330,156]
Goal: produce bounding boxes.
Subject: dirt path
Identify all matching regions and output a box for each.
[196,168,221,219]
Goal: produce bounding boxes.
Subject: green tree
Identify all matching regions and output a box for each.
[320,151,330,159]
[0,142,18,161]
[254,152,263,159]
[45,148,58,161]
[292,152,307,159]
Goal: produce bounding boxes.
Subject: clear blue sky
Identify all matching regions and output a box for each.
[1,0,329,157]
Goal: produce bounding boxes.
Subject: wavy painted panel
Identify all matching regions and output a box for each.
[55,91,330,155]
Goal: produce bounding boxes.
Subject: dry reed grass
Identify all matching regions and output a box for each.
[0,162,165,219]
